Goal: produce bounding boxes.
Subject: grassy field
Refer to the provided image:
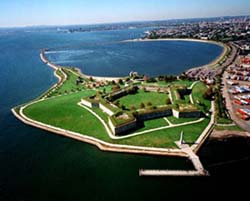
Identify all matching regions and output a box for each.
[192,82,211,112]
[167,116,200,124]
[23,89,210,148]
[49,68,85,97]
[144,80,193,88]
[132,118,169,133]
[214,125,244,131]
[118,118,210,148]
[118,90,169,110]
[21,70,212,149]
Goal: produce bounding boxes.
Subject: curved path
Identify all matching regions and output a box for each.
[78,102,205,140]
[12,103,187,157]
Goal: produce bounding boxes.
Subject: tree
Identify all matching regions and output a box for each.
[166,98,172,105]
[203,87,214,100]
[114,100,120,107]
[121,105,126,110]
[146,102,152,107]
[140,103,145,109]
[118,79,124,85]
[130,105,136,111]
[112,84,120,92]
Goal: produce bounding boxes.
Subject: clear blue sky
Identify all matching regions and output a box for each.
[1,0,250,27]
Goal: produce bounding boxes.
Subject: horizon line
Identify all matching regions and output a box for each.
[1,14,250,29]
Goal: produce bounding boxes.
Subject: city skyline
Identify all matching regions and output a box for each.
[1,0,250,27]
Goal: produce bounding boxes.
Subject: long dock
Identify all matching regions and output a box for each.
[139,143,209,177]
[139,170,203,177]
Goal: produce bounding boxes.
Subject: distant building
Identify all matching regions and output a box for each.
[129,71,138,78]
[241,55,250,67]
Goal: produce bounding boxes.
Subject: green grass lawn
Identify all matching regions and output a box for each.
[118,118,210,148]
[144,80,193,88]
[167,116,200,124]
[21,72,212,149]
[23,89,210,148]
[170,88,191,105]
[216,117,233,124]
[118,90,168,110]
[131,118,169,133]
[192,82,211,112]
[50,68,86,97]
[214,125,244,131]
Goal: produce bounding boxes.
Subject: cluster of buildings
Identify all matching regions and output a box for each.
[229,85,250,95]
[226,56,250,121]
[226,65,250,81]
[146,16,250,42]
[237,108,250,120]
[185,67,222,84]
[233,40,250,55]
[241,56,250,67]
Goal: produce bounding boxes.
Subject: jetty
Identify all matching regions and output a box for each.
[139,135,209,177]
[139,146,208,176]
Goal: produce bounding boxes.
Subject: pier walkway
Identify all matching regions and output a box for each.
[139,143,208,177]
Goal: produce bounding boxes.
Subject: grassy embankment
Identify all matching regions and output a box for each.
[192,82,211,113]
[23,73,211,148]
[118,89,169,110]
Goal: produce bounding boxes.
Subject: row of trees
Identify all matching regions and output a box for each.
[113,98,172,111]
[158,75,177,82]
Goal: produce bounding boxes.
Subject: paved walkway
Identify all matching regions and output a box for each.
[14,104,186,157]
[164,117,173,126]
[140,143,208,177]
[179,144,206,174]
[79,101,206,140]
[188,81,199,104]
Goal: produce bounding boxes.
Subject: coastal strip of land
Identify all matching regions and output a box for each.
[11,40,223,176]
[14,53,188,157]
[41,49,122,82]
[12,106,187,158]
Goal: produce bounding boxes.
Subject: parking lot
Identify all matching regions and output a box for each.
[223,65,250,131]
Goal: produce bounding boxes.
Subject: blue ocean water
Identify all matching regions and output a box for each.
[46,40,223,77]
[0,27,249,201]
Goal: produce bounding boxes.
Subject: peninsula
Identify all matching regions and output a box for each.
[12,38,241,176]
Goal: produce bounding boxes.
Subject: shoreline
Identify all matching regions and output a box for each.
[37,44,216,155]
[123,38,229,71]
[42,38,228,81]
[11,47,216,158]
[11,106,188,158]
[210,130,250,140]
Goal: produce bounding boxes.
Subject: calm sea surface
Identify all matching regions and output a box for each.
[0,28,249,201]
[46,38,223,77]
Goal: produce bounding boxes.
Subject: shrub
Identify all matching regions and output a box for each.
[114,100,120,107]
[146,102,152,107]
[140,103,145,109]
[112,84,120,92]
[118,79,124,85]
[121,105,126,110]
[203,87,214,100]
[130,105,136,111]
[166,98,172,105]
